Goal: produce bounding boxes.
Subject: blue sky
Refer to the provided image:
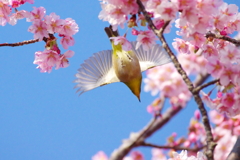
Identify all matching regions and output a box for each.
[0,0,239,160]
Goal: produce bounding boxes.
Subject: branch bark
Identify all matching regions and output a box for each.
[205,32,240,46]
[0,39,40,47]
[195,79,219,93]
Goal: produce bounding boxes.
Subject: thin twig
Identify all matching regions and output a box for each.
[0,39,40,47]
[141,142,205,152]
[205,32,240,46]
[136,0,216,159]
[195,79,219,93]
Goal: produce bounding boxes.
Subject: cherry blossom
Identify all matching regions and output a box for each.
[92,151,108,160]
[56,50,74,69]
[58,18,79,36]
[145,0,163,14]
[172,38,190,54]
[202,44,218,59]
[219,65,237,86]
[60,36,75,50]
[27,6,46,22]
[28,20,48,40]
[147,98,162,114]
[151,148,167,160]
[205,60,223,78]
[143,76,160,96]
[99,2,128,30]
[155,0,178,21]
[0,1,11,26]
[179,7,199,26]
[214,132,237,160]
[9,10,29,25]
[209,110,224,125]
[10,0,34,7]
[33,50,60,73]
[169,150,206,160]
[44,12,64,34]
[171,0,196,10]
[136,30,157,51]
[131,151,144,160]
[131,28,139,35]
[219,44,240,64]
[152,18,165,30]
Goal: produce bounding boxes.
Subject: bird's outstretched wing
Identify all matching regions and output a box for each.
[74,50,119,95]
[131,41,172,72]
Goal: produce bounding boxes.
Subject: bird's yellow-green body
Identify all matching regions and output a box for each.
[74,26,171,101]
[111,41,142,101]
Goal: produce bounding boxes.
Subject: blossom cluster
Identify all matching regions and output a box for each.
[199,39,240,116]
[172,1,240,89]
[165,1,240,116]
[26,7,78,72]
[27,7,78,72]
[1,1,78,72]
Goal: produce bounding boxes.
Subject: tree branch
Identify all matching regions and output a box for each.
[205,32,240,46]
[136,1,215,159]
[0,39,40,47]
[195,79,219,93]
[140,142,205,152]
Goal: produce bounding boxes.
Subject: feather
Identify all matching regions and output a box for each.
[74,41,171,96]
[131,41,172,72]
[74,50,119,95]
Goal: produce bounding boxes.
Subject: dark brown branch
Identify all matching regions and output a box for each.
[194,79,219,93]
[205,32,240,46]
[0,39,40,47]
[140,142,205,152]
[136,0,215,159]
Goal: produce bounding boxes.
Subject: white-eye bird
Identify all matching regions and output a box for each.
[74,26,171,101]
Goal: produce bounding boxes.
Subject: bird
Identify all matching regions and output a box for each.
[74,26,171,101]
